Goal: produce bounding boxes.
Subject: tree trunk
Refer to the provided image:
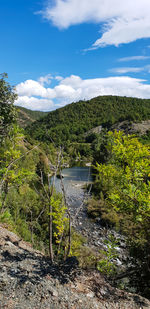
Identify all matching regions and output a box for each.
[49,202,53,262]
[66,211,71,258]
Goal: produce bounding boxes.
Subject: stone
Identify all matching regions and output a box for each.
[48,287,59,297]
[87,291,95,298]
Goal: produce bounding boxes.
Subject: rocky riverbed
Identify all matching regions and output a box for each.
[55,166,127,264]
[1,224,150,309]
[68,190,129,269]
[53,168,145,295]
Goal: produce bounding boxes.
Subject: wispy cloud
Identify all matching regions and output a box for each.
[118,55,150,62]
[15,73,150,111]
[38,74,53,86]
[110,67,144,74]
[40,0,150,48]
[110,64,150,74]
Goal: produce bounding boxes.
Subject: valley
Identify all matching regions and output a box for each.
[1,74,150,307]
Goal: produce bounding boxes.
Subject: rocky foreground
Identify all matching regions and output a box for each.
[0,224,150,309]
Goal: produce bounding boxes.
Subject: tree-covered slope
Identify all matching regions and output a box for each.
[26,96,150,144]
[16,106,48,128]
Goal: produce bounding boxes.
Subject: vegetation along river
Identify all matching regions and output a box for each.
[52,166,132,283]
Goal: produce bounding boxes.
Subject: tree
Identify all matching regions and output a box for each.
[0,73,17,142]
[35,147,70,262]
[0,73,71,259]
[0,73,34,211]
[0,125,35,211]
[95,131,150,222]
[94,131,150,294]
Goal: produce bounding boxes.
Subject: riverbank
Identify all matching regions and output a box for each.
[51,165,146,297]
[53,166,129,269]
[69,193,128,265]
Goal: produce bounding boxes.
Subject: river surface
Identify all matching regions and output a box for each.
[52,166,93,208]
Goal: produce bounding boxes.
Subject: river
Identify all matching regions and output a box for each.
[52,165,128,270]
[52,166,93,208]
[52,166,136,291]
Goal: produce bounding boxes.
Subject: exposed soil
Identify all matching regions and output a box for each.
[0,224,150,309]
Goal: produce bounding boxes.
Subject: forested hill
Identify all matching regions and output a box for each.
[16,106,48,128]
[26,95,150,144]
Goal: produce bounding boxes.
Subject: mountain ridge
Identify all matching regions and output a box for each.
[16,106,48,128]
[25,95,150,144]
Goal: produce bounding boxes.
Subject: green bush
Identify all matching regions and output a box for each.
[97,234,118,277]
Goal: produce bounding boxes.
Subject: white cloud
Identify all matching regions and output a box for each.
[54,84,76,98]
[118,56,150,62]
[145,65,150,73]
[110,64,150,74]
[15,96,54,111]
[38,74,53,86]
[16,80,47,97]
[110,67,144,74]
[40,0,150,47]
[15,74,150,111]
[60,75,82,87]
[59,75,150,100]
[55,76,63,81]
[16,79,56,99]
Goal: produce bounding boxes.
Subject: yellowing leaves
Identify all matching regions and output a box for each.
[50,195,68,242]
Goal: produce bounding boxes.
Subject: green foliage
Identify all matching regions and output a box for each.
[0,73,17,142]
[17,106,48,120]
[93,130,150,292]
[4,184,42,242]
[77,247,98,269]
[68,230,97,268]
[0,74,36,213]
[1,73,150,276]
[26,95,150,146]
[0,209,16,230]
[91,129,111,164]
[0,125,35,211]
[15,218,33,242]
[87,198,105,218]
[68,142,92,161]
[95,131,150,223]
[97,234,118,277]
[17,106,48,128]
[0,73,71,258]
[139,130,150,145]
[50,193,68,244]
[69,230,86,257]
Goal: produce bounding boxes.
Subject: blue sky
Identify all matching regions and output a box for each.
[1,0,150,111]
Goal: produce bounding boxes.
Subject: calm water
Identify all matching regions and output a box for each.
[51,166,93,207]
[61,166,92,182]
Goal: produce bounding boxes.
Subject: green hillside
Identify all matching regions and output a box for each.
[16,106,48,128]
[26,95,150,144]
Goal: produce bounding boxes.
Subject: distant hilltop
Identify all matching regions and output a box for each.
[24,95,150,144]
